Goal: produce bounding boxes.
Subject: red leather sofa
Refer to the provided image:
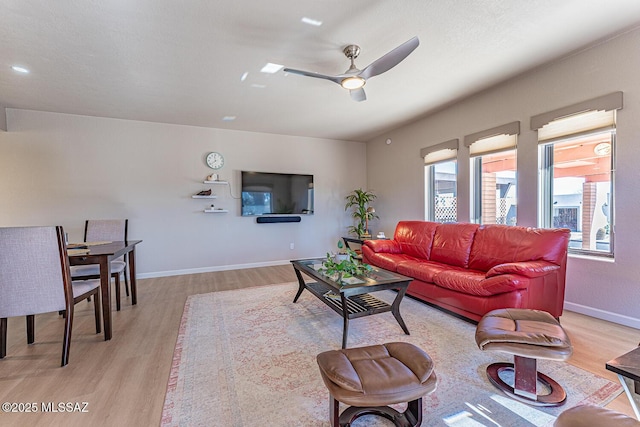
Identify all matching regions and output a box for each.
[362,221,570,322]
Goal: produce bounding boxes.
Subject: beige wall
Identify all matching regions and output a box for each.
[366,28,640,328]
[0,110,366,276]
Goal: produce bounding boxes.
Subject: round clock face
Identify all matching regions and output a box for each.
[593,142,611,156]
[206,152,224,169]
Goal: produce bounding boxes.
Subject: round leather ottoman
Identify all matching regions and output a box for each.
[554,404,640,426]
[475,308,573,406]
[317,342,437,427]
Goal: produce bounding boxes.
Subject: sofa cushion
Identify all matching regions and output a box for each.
[397,260,450,283]
[393,221,439,260]
[363,238,402,254]
[362,248,419,272]
[430,223,479,268]
[468,225,570,272]
[433,269,529,296]
[486,260,560,279]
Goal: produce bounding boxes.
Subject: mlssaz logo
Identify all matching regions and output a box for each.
[41,402,89,413]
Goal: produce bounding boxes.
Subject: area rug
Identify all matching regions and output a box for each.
[161,282,622,427]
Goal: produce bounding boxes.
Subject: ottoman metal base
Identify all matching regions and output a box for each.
[486,357,567,407]
[331,395,422,427]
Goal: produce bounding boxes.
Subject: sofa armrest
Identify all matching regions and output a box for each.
[364,239,402,254]
[486,260,560,279]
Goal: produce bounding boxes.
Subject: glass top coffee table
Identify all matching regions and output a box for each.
[291,258,412,349]
[606,346,640,419]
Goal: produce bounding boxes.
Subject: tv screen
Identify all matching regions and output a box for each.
[241,171,314,216]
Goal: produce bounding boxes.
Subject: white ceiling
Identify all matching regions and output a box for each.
[2,1,640,142]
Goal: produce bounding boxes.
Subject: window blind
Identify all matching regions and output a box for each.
[421,139,458,165]
[537,109,615,142]
[464,121,519,157]
[531,92,622,143]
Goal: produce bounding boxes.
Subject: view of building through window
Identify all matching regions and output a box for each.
[471,149,517,225]
[540,131,613,255]
[427,160,457,222]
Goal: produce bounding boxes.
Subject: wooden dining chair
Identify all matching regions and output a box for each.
[0,226,101,367]
[71,219,129,311]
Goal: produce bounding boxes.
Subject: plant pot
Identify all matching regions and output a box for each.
[333,253,349,262]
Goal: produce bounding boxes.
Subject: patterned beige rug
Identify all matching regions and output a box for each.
[161,282,621,426]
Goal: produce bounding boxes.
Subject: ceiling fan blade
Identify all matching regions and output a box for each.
[350,88,366,102]
[283,67,342,85]
[359,36,420,80]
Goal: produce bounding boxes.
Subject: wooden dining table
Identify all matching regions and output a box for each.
[68,240,142,340]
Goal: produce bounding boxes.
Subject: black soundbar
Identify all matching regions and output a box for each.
[256,216,302,224]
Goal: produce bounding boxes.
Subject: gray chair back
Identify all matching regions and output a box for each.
[85,219,128,242]
[0,226,70,318]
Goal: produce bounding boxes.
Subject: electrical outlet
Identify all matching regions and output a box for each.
[290,243,295,250]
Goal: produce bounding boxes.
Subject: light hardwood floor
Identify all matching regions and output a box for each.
[0,265,637,426]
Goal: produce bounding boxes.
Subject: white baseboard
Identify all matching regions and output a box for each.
[136,259,292,279]
[564,301,640,329]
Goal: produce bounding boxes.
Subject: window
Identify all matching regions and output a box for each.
[553,206,579,231]
[466,122,519,225]
[427,160,458,222]
[471,150,517,225]
[539,131,614,255]
[533,92,621,257]
[422,139,458,222]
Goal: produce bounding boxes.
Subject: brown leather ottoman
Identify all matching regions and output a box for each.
[554,404,640,426]
[317,342,437,427]
[475,308,573,406]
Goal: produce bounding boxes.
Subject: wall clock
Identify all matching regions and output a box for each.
[206,152,224,169]
[593,142,611,156]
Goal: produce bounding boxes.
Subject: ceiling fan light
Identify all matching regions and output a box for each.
[341,76,365,90]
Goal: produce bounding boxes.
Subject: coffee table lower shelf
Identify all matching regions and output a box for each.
[306,281,390,318]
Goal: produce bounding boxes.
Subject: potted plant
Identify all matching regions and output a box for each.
[334,240,349,261]
[345,189,378,238]
[319,247,372,284]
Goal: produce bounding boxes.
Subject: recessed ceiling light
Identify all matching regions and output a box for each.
[251,84,266,89]
[301,17,323,26]
[11,65,29,73]
[222,116,236,122]
[260,63,283,74]
[240,72,249,81]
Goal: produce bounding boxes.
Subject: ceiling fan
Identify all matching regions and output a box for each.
[283,36,420,102]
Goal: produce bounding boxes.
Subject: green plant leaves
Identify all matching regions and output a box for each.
[344,189,378,237]
[318,249,372,285]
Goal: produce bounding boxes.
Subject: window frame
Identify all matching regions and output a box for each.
[538,129,616,258]
[465,122,519,225]
[422,139,459,223]
[469,148,518,225]
[425,159,458,223]
[532,92,621,258]
[470,156,482,223]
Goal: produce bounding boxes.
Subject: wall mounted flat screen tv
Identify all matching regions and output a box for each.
[241,171,314,216]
